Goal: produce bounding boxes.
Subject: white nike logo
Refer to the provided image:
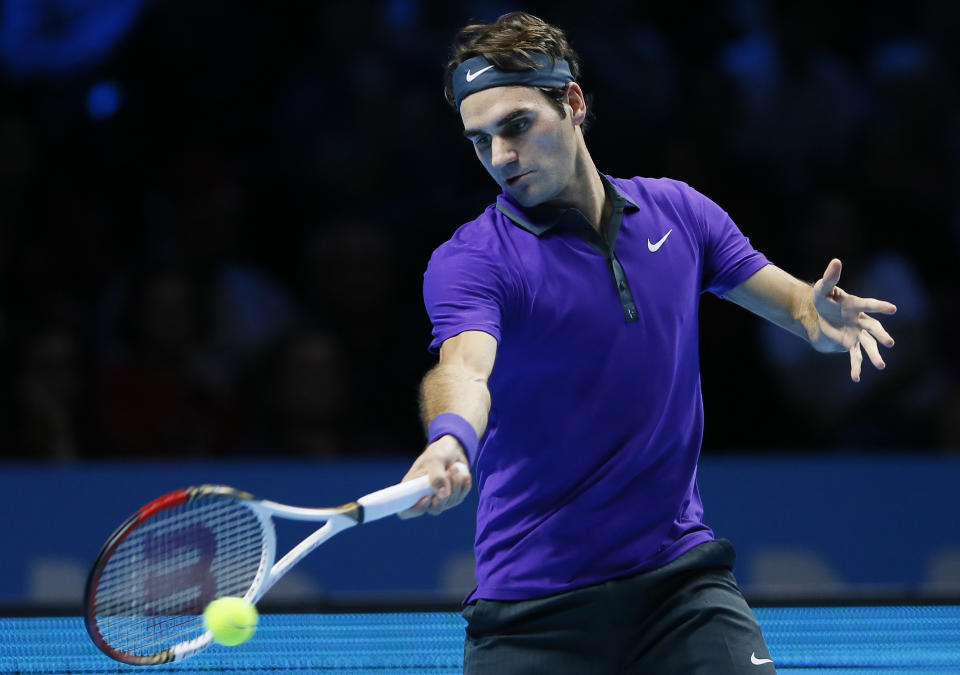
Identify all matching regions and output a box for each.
[647,229,673,252]
[465,65,495,82]
[751,653,773,665]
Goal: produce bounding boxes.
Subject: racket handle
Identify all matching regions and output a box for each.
[358,461,470,523]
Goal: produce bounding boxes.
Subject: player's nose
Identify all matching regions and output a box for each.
[490,135,517,168]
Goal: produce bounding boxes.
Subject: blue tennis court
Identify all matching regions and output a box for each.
[3,606,959,673]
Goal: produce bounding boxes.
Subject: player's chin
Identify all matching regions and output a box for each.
[503,182,542,207]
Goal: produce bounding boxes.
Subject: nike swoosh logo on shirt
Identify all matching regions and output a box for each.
[647,229,673,252]
[751,653,773,665]
[465,65,495,82]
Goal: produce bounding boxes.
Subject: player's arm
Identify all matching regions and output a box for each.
[399,329,497,518]
[724,259,897,382]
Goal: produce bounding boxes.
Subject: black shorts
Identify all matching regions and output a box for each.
[462,539,776,675]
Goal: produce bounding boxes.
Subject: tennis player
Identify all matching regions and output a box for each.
[400,12,897,674]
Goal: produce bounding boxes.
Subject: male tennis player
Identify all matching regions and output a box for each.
[400,12,897,674]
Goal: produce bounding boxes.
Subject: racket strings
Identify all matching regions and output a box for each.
[92,496,267,657]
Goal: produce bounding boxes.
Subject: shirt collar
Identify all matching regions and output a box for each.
[495,173,640,237]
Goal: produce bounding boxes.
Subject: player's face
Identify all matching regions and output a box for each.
[460,86,581,208]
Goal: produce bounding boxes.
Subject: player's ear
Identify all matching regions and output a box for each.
[566,83,587,126]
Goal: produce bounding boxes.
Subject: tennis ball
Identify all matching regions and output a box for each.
[203,596,258,646]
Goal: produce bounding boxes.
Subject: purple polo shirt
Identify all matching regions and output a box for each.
[423,175,770,602]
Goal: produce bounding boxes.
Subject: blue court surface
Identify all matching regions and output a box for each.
[3,606,959,674]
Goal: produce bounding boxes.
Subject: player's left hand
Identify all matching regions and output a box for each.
[810,258,898,382]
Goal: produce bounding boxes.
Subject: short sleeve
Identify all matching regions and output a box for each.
[696,189,771,297]
[423,241,505,353]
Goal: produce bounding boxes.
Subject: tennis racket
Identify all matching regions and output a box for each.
[83,463,467,665]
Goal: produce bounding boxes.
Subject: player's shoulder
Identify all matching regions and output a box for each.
[427,205,504,282]
[609,175,704,207]
[431,204,509,258]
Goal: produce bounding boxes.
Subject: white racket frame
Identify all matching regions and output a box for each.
[89,463,467,664]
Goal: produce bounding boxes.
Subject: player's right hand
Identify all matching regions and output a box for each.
[398,437,472,518]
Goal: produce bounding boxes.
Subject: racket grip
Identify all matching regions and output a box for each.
[358,461,470,523]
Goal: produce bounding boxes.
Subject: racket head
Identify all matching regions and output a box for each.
[84,486,274,665]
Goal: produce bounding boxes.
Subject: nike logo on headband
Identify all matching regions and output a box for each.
[465,65,495,82]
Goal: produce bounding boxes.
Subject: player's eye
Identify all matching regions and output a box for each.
[474,135,491,149]
[503,119,529,136]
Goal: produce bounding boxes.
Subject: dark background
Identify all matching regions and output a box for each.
[1,0,958,463]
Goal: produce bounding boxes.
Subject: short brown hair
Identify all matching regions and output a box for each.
[443,12,591,129]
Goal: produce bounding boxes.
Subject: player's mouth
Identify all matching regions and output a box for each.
[506,171,533,186]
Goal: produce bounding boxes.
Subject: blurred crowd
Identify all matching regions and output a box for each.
[1,0,958,462]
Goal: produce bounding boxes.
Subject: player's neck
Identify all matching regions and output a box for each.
[548,143,606,233]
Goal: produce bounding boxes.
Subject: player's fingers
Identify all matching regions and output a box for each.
[451,462,472,489]
[853,297,898,316]
[858,313,895,348]
[397,496,430,520]
[860,330,885,370]
[418,458,451,500]
[425,465,472,515]
[815,258,843,297]
[849,342,863,382]
[447,467,472,508]
[426,495,450,516]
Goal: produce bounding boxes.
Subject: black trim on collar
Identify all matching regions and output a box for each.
[496,174,639,238]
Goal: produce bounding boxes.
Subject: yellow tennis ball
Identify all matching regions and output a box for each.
[203,596,258,646]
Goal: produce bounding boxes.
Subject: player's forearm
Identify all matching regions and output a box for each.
[726,265,819,344]
[419,362,491,441]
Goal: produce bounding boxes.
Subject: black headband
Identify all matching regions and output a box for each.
[452,53,574,109]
